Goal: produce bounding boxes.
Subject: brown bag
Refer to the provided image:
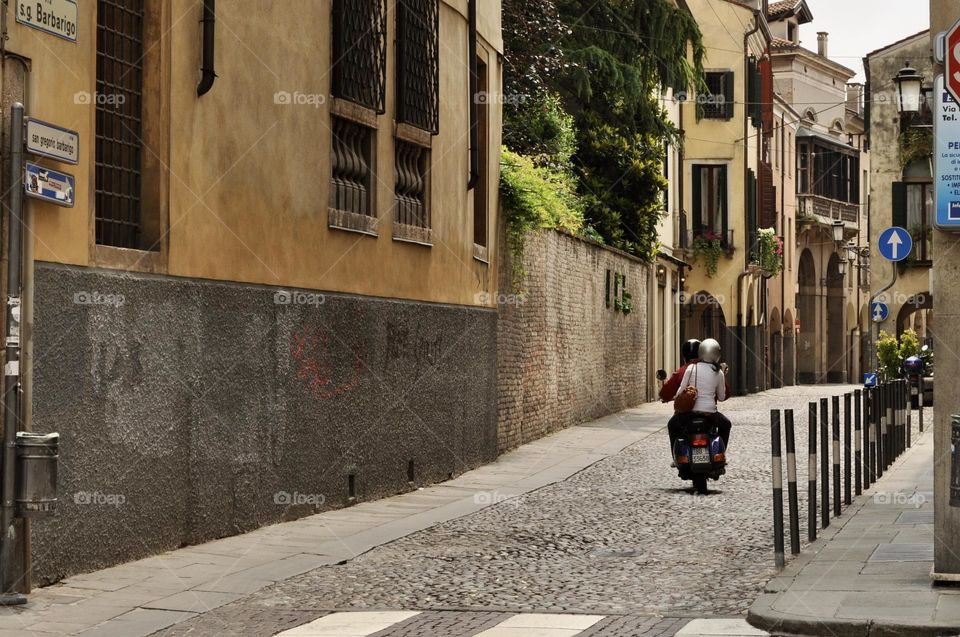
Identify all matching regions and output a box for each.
[674,364,698,413]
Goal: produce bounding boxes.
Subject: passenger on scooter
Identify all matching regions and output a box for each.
[674,339,731,448]
[663,339,701,455]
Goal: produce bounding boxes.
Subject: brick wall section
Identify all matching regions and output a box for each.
[497,228,650,453]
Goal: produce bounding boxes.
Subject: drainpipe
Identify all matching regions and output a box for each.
[196,0,216,97]
[780,112,787,386]
[737,15,762,396]
[0,103,25,605]
[467,0,479,190]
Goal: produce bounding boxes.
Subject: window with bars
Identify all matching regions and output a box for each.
[329,117,378,233]
[95,0,145,249]
[394,140,431,244]
[332,0,387,113]
[396,0,440,134]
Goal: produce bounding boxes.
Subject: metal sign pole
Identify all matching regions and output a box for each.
[0,103,25,605]
[870,264,899,379]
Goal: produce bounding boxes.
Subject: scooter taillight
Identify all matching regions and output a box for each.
[692,435,709,447]
[712,452,726,463]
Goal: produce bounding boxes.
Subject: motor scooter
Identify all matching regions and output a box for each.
[672,415,726,494]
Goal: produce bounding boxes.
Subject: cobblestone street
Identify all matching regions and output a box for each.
[148,385,879,636]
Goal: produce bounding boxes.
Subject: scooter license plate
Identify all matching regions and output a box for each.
[691,448,711,464]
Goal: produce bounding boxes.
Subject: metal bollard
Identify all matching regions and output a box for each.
[844,393,852,505]
[771,410,785,568]
[808,402,818,542]
[821,397,830,528]
[855,389,862,496]
[875,386,884,479]
[833,395,841,517]
[906,379,912,449]
[883,382,891,469]
[919,375,925,433]
[785,409,801,555]
[864,388,872,489]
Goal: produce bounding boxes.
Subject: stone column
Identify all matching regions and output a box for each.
[931,0,960,578]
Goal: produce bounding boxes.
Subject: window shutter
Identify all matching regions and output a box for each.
[748,59,761,125]
[692,165,703,233]
[719,165,728,236]
[723,71,735,119]
[892,182,908,228]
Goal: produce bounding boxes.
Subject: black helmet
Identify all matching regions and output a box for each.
[681,339,702,364]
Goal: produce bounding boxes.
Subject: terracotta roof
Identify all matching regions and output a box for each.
[767,0,795,18]
[771,37,797,49]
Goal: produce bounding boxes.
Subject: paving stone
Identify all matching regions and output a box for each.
[868,543,935,562]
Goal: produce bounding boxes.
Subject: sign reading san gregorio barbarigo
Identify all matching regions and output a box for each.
[16,0,78,43]
[25,118,79,165]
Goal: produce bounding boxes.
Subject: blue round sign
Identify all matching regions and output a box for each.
[871,302,889,323]
[878,227,913,262]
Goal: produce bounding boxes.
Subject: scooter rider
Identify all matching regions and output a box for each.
[674,339,731,448]
[660,339,701,403]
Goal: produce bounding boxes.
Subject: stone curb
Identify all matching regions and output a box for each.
[748,436,959,637]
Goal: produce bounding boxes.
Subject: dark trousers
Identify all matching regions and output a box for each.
[668,412,731,456]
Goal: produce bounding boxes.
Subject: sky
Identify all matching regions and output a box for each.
[801,0,931,82]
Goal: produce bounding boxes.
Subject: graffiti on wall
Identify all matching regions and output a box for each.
[291,321,366,399]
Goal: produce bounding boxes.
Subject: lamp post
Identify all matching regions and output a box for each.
[894,63,924,130]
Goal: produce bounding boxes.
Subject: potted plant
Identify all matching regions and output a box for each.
[691,230,726,278]
[756,228,784,277]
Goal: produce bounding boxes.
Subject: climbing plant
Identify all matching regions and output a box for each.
[898,128,933,169]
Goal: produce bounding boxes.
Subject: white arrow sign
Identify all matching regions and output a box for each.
[874,306,884,321]
[887,232,903,260]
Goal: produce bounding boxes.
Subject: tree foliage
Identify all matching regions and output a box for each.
[500,0,706,260]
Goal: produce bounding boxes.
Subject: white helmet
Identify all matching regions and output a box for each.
[699,338,722,364]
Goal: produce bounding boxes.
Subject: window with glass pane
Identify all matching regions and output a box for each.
[692,165,728,246]
[906,183,932,261]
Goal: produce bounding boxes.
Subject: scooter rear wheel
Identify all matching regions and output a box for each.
[692,476,709,495]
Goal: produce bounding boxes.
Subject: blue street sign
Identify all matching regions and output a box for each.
[24,162,74,208]
[878,226,913,262]
[864,373,878,388]
[871,301,889,323]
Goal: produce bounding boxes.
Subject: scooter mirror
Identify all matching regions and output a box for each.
[656,369,667,381]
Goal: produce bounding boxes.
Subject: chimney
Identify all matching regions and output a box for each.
[817,32,829,58]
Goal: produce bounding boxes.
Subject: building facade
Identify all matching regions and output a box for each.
[1,0,503,585]
[865,31,935,347]
[678,0,786,396]
[769,3,871,384]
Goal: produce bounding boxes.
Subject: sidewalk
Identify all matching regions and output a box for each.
[748,421,960,637]
[0,403,674,637]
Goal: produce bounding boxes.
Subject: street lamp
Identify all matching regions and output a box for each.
[838,257,847,277]
[894,63,924,116]
[832,219,845,243]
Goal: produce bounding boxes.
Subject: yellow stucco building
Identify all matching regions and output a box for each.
[0,0,504,585]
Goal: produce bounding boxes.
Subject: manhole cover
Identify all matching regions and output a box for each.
[896,511,934,525]
[869,543,934,562]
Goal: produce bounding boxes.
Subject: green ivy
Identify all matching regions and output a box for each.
[500,148,586,286]
[691,236,725,278]
[899,129,933,169]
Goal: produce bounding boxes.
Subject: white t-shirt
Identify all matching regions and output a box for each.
[675,362,726,413]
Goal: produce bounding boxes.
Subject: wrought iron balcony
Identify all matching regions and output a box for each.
[797,194,859,224]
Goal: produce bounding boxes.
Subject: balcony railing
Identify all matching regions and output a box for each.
[688,227,735,252]
[797,194,859,224]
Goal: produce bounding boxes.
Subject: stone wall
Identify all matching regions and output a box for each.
[497,229,650,453]
[29,263,498,584]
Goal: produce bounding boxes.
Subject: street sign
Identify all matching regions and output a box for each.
[25,118,79,165]
[15,0,77,43]
[24,162,74,208]
[864,373,878,388]
[935,75,960,230]
[871,302,889,323]
[948,18,960,103]
[878,227,913,262]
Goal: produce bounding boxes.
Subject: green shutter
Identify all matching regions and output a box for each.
[892,182,908,228]
[724,71,735,119]
[692,165,703,233]
[719,165,728,237]
[748,58,761,125]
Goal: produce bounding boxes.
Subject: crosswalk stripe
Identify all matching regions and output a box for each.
[276,611,421,636]
[474,613,606,637]
[674,618,768,637]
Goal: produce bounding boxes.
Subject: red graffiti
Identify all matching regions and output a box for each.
[291,325,365,399]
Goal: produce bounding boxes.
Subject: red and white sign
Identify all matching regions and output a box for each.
[947,19,960,104]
